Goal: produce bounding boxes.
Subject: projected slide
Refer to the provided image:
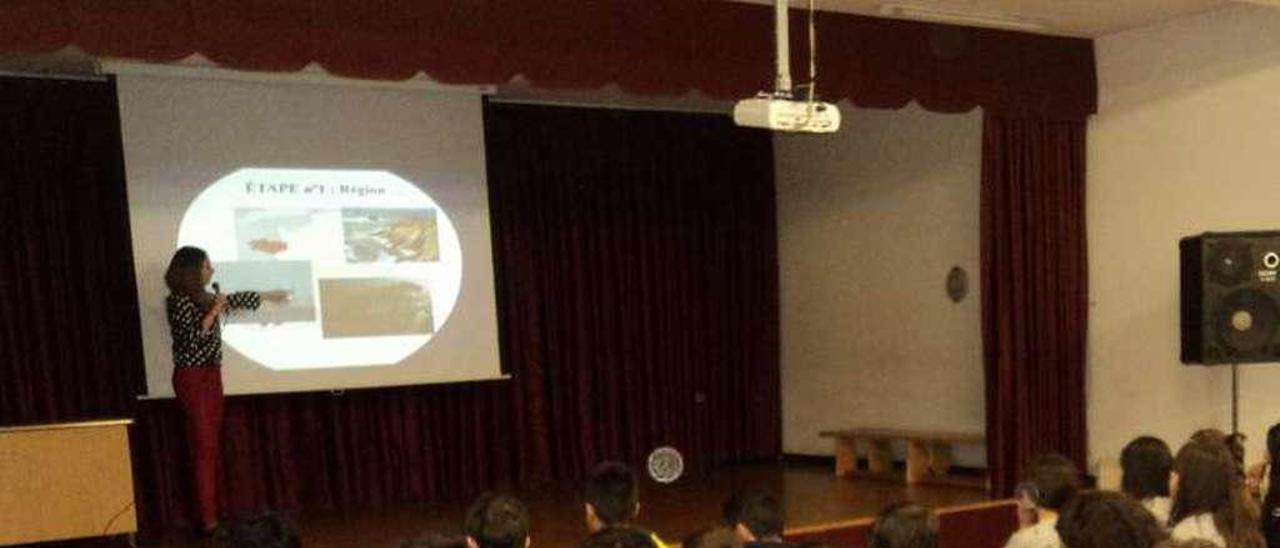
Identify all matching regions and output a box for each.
[119,73,502,396]
[176,168,463,371]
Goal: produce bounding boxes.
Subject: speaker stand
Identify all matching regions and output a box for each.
[1232,362,1240,435]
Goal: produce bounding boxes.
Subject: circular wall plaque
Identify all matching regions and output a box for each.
[647,446,684,484]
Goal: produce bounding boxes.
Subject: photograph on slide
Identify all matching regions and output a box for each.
[212,260,316,325]
[319,278,434,338]
[342,208,440,263]
[235,207,346,262]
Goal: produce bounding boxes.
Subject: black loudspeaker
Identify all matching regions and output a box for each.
[1181,231,1280,364]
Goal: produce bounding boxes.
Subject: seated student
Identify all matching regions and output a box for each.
[869,502,938,548]
[684,527,745,548]
[1168,438,1263,548]
[1122,436,1176,526]
[222,514,301,548]
[723,488,794,547]
[582,525,661,548]
[1055,490,1168,548]
[582,461,667,548]
[464,492,530,548]
[1004,453,1082,548]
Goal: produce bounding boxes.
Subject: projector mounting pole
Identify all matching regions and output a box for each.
[774,0,792,96]
[1232,362,1239,434]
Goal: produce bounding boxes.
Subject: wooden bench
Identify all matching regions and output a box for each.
[819,428,986,487]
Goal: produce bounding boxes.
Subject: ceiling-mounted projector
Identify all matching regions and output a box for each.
[733,94,840,133]
[733,0,840,134]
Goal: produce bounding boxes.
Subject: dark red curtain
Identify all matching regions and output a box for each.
[483,103,781,478]
[980,112,1089,496]
[0,1,1096,117]
[0,75,143,425]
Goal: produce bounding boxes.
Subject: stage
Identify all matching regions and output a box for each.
[140,461,997,547]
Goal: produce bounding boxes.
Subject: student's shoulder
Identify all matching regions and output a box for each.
[1003,522,1061,548]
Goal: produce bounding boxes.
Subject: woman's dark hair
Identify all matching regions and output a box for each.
[1170,439,1263,548]
[1057,490,1168,548]
[165,246,210,302]
[1121,436,1173,500]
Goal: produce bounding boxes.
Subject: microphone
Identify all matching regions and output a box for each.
[210,282,224,325]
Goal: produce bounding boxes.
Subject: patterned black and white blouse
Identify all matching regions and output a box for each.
[166,291,260,368]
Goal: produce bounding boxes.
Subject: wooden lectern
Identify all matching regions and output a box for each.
[0,419,137,545]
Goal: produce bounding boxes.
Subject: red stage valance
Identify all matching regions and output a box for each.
[0,1,1095,116]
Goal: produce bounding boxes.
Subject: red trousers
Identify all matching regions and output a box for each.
[172,366,224,527]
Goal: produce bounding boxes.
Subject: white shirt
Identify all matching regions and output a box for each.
[1170,513,1227,547]
[1003,517,1062,548]
[1142,496,1173,528]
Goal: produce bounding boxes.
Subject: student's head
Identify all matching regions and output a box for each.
[581,526,655,548]
[1022,453,1081,511]
[722,488,784,541]
[682,527,744,548]
[464,493,530,548]
[1170,438,1262,547]
[1187,429,1246,478]
[1121,436,1173,500]
[1056,491,1168,548]
[1170,439,1235,519]
[584,461,640,532]
[868,502,937,548]
[166,246,212,296]
[223,514,301,548]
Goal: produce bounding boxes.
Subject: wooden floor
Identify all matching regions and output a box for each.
[144,461,991,547]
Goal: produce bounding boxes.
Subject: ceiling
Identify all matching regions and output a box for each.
[726,0,1280,37]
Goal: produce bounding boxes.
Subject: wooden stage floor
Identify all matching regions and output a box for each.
[148,461,991,547]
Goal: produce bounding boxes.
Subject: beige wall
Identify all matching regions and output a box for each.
[776,104,986,464]
[1089,4,1280,470]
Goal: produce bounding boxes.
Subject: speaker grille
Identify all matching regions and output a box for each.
[1211,289,1280,357]
[1206,241,1253,287]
